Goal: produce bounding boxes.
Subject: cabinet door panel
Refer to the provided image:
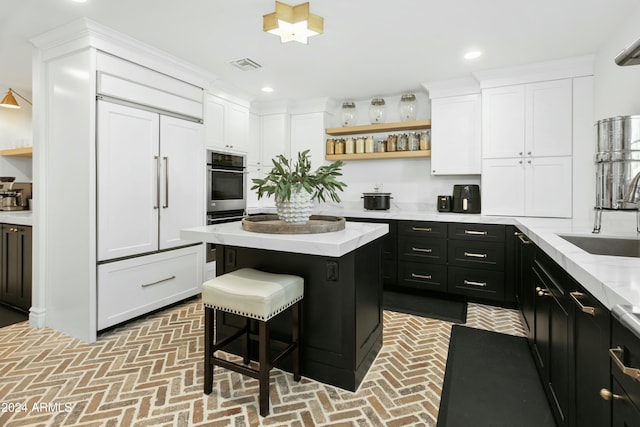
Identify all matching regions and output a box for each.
[481,158,526,216]
[431,94,481,174]
[525,156,572,218]
[448,266,504,301]
[159,116,204,250]
[0,225,32,311]
[398,236,447,264]
[482,85,525,159]
[448,240,505,270]
[97,101,159,261]
[397,262,447,292]
[526,79,572,157]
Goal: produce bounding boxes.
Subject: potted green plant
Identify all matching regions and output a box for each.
[251,150,347,223]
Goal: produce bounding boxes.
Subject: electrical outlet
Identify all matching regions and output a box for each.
[326,261,338,281]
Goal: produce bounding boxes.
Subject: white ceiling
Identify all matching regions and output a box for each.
[1,0,638,103]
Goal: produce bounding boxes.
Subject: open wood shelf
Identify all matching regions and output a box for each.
[0,147,32,158]
[326,150,430,161]
[325,119,431,136]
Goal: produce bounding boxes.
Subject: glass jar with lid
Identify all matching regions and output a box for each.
[398,93,418,121]
[369,98,386,124]
[341,101,357,127]
[407,132,419,151]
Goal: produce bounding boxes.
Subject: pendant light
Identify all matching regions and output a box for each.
[0,88,32,109]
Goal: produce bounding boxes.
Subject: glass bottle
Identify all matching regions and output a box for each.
[345,137,355,154]
[326,138,335,155]
[369,98,386,124]
[397,133,408,151]
[387,134,397,152]
[408,132,419,151]
[419,130,431,150]
[365,135,375,153]
[398,93,418,121]
[341,101,357,127]
[355,137,365,154]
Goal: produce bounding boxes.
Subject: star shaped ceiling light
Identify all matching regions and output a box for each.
[263,1,324,44]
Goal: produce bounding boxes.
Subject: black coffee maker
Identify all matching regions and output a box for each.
[452,184,481,213]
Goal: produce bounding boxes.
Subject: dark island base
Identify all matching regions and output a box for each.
[214,239,384,392]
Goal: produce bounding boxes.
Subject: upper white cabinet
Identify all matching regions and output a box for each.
[291,112,326,167]
[480,79,575,217]
[205,94,250,153]
[482,79,572,159]
[430,94,481,175]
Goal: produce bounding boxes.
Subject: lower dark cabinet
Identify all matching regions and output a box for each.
[0,224,32,312]
[611,378,640,426]
[514,229,535,341]
[572,287,611,427]
[610,317,640,427]
[532,251,571,427]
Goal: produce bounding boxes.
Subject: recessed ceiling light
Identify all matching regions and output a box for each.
[71,0,88,3]
[464,50,482,60]
[261,87,274,93]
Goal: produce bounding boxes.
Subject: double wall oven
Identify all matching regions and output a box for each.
[206,150,247,262]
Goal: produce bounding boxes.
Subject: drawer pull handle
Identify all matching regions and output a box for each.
[463,280,487,287]
[514,231,532,244]
[412,273,432,280]
[412,247,433,253]
[464,230,488,236]
[599,388,623,401]
[569,291,596,316]
[609,346,640,380]
[141,275,176,288]
[464,252,487,258]
[412,227,433,232]
[536,286,551,297]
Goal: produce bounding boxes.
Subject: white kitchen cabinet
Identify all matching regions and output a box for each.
[97,245,202,329]
[430,94,481,175]
[481,78,574,218]
[255,113,290,209]
[97,100,204,261]
[205,94,249,153]
[482,156,572,217]
[482,79,572,159]
[291,112,326,167]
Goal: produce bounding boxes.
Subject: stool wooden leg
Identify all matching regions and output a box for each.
[204,307,213,394]
[292,301,301,382]
[258,320,270,417]
[242,317,250,365]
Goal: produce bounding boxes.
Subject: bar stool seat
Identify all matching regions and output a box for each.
[202,268,303,417]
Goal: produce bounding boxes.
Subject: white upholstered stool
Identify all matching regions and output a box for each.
[202,268,304,417]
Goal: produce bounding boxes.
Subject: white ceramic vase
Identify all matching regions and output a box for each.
[275,189,314,224]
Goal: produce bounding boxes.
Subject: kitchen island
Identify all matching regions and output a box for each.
[181,220,388,391]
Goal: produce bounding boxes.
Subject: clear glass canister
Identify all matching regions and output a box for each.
[365,135,375,153]
[326,138,335,155]
[398,93,417,121]
[335,139,345,154]
[341,101,357,127]
[369,98,386,124]
[397,133,408,151]
[408,132,419,151]
[346,137,355,154]
[355,137,364,154]
[387,134,397,151]
[377,138,386,153]
[419,130,431,150]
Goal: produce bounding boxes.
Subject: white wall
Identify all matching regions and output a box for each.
[0,85,33,181]
[589,3,640,230]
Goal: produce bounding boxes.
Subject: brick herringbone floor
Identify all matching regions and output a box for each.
[0,298,524,426]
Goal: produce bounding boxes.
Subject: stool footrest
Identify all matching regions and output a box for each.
[212,327,248,352]
[212,356,260,380]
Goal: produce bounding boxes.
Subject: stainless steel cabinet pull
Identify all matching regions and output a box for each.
[412,227,432,232]
[464,230,488,236]
[412,273,432,280]
[163,156,169,208]
[412,247,433,253]
[141,275,176,288]
[464,252,487,258]
[463,280,487,287]
[154,155,161,209]
[569,291,595,316]
[609,347,640,380]
[514,231,532,244]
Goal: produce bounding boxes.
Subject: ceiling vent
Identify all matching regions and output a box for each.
[229,58,262,71]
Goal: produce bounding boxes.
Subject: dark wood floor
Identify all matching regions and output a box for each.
[0,303,28,328]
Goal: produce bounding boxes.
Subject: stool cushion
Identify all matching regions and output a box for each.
[202,268,304,321]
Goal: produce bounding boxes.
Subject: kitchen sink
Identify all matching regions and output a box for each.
[558,234,640,258]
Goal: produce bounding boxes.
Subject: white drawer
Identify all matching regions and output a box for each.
[98,245,203,329]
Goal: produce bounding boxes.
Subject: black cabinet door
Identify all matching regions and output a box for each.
[515,230,535,340]
[0,224,32,312]
[571,287,611,427]
[612,378,640,427]
[533,256,571,427]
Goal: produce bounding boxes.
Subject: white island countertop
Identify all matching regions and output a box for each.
[181,220,389,257]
